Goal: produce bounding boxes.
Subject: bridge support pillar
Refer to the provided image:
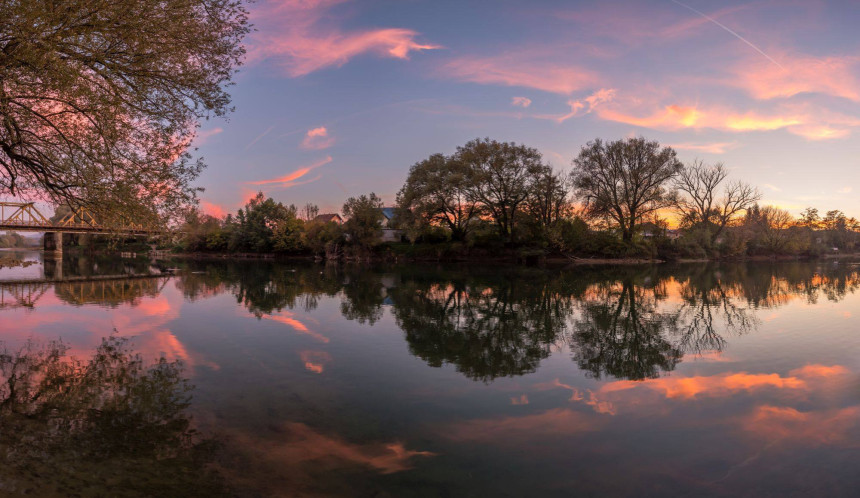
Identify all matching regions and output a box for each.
[42,256,63,280]
[43,231,63,256]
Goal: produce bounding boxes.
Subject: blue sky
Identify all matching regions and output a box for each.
[192,0,860,217]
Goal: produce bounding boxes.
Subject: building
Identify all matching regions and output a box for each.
[379,207,403,242]
[313,213,343,225]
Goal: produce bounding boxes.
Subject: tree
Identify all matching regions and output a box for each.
[0,0,249,227]
[457,138,547,243]
[397,153,478,241]
[342,193,384,249]
[571,137,682,243]
[524,166,570,235]
[745,205,794,253]
[798,207,821,229]
[231,192,295,253]
[672,161,760,246]
[300,203,319,222]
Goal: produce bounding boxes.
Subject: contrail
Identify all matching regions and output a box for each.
[670,0,784,70]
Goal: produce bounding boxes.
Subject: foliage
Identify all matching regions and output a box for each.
[0,0,249,228]
[0,336,226,496]
[342,192,384,250]
[457,138,549,243]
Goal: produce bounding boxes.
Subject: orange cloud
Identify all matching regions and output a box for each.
[598,104,703,129]
[301,126,335,150]
[262,312,330,343]
[300,350,332,373]
[601,372,806,399]
[742,405,860,446]
[248,156,332,186]
[248,0,439,76]
[536,378,616,415]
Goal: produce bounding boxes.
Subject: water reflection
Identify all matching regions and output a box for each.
[7,258,860,385]
[3,255,860,495]
[0,337,224,496]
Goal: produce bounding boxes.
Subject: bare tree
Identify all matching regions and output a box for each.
[673,161,760,245]
[300,203,320,222]
[525,167,570,232]
[570,137,681,243]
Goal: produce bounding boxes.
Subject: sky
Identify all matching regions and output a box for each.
[192,0,860,218]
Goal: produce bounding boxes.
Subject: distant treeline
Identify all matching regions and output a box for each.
[176,137,860,260]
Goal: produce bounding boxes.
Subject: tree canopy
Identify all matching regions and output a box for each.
[571,137,682,242]
[0,0,249,227]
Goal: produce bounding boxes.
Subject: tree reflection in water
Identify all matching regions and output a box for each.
[569,272,682,380]
[0,337,225,497]
[168,259,860,383]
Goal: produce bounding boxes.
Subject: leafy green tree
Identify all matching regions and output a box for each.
[457,138,548,243]
[571,137,682,244]
[231,192,297,253]
[303,218,345,258]
[0,0,249,228]
[397,153,478,241]
[342,193,384,249]
[271,211,305,253]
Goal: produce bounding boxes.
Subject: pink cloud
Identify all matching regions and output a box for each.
[668,142,739,154]
[200,200,227,218]
[511,96,532,108]
[545,88,616,123]
[733,54,860,101]
[442,51,598,95]
[194,127,223,146]
[301,126,335,150]
[248,156,332,186]
[248,0,439,77]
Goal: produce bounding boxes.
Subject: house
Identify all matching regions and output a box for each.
[379,207,403,242]
[380,207,397,227]
[313,213,343,225]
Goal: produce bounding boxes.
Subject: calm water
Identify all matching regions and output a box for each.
[1,250,860,496]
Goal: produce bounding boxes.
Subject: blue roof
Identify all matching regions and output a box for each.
[381,207,396,219]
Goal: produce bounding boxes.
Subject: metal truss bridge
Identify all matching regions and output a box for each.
[0,202,159,235]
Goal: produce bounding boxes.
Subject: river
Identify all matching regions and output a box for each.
[0,249,859,496]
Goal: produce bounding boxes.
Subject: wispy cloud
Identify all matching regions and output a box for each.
[762,184,782,192]
[442,50,598,95]
[248,156,332,187]
[732,54,860,101]
[194,127,224,146]
[301,126,335,150]
[248,0,439,77]
[668,142,738,154]
[549,88,616,123]
[511,96,532,108]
